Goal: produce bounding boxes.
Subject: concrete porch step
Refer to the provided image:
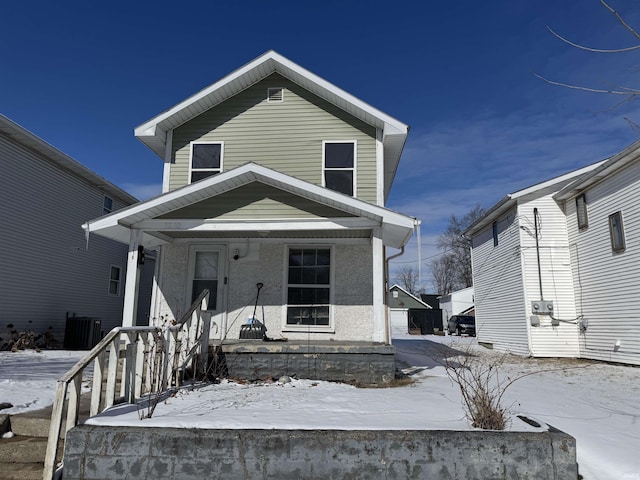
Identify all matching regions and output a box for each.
[0,434,64,480]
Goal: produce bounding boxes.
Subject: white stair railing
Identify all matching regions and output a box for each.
[43,290,210,480]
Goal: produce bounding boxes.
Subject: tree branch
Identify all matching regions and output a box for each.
[533,72,640,96]
[600,0,640,42]
[546,25,640,53]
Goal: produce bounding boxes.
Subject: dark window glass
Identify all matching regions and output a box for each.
[192,144,221,169]
[325,143,354,168]
[287,248,331,326]
[609,211,625,252]
[576,194,588,229]
[325,170,354,196]
[492,222,499,247]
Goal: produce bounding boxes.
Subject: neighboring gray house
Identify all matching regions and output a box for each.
[84,52,416,379]
[0,114,152,345]
[467,140,640,366]
[388,284,432,336]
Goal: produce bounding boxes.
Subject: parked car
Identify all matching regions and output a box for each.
[447,315,476,336]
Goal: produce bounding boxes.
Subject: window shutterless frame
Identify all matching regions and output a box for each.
[608,211,626,253]
[576,194,588,229]
[283,245,334,332]
[103,196,113,215]
[189,141,224,183]
[322,141,356,197]
[108,265,121,296]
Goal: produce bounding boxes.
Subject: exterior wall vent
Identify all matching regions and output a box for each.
[267,87,284,103]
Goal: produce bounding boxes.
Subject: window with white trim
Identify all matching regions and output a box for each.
[323,141,355,196]
[576,194,588,229]
[103,196,113,214]
[609,211,625,252]
[286,247,331,327]
[108,266,121,296]
[190,142,223,182]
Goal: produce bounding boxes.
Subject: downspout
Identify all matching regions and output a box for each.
[384,245,405,344]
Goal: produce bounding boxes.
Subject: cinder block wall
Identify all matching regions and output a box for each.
[63,426,577,480]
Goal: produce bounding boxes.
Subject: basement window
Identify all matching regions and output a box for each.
[267,87,284,102]
[608,211,625,253]
[576,194,588,229]
[190,142,223,182]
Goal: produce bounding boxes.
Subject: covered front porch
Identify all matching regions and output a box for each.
[83,163,416,352]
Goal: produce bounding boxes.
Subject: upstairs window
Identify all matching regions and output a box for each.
[103,196,113,214]
[323,141,356,196]
[576,194,588,229]
[190,142,223,182]
[609,211,625,252]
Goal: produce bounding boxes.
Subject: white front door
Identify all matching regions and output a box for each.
[188,246,226,339]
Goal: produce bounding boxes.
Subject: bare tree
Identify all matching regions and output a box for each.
[394,265,421,294]
[535,0,640,110]
[429,253,456,295]
[431,205,486,294]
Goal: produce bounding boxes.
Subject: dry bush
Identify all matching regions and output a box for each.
[442,346,511,430]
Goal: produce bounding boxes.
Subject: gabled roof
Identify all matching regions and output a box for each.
[389,284,433,309]
[84,163,416,249]
[554,139,640,201]
[465,161,604,237]
[0,114,138,205]
[134,50,409,198]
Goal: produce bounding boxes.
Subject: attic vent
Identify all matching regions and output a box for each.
[267,87,284,102]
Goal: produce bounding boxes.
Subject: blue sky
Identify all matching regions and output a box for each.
[2,1,639,291]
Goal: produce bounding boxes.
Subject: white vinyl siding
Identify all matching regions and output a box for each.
[518,195,579,358]
[0,131,133,338]
[471,206,529,355]
[566,161,640,365]
[171,74,377,203]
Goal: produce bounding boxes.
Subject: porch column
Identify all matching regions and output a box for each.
[372,228,386,343]
[122,228,143,327]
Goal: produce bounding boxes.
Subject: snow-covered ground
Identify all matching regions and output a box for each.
[1,335,638,479]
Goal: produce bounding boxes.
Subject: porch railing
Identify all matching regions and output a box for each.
[43,290,210,480]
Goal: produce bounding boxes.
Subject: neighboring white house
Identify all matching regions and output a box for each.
[0,113,152,346]
[84,51,417,358]
[467,140,640,366]
[554,141,640,366]
[388,284,432,337]
[439,286,474,327]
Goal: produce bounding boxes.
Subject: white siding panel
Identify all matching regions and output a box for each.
[517,195,579,357]
[0,133,131,341]
[566,161,640,365]
[471,207,529,355]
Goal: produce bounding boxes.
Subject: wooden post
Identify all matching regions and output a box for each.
[90,351,105,417]
[122,229,143,327]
